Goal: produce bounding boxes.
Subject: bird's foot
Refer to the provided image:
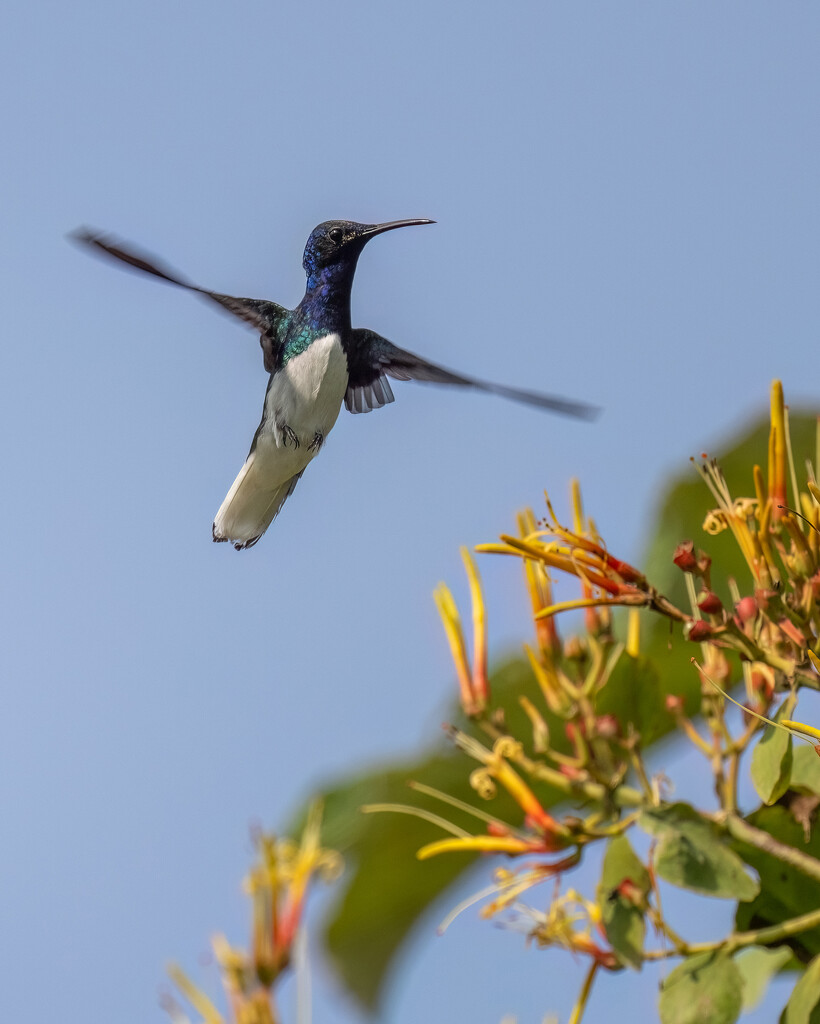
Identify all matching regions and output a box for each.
[277,422,300,449]
[308,431,324,453]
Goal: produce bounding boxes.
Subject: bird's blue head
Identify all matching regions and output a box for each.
[302,219,435,276]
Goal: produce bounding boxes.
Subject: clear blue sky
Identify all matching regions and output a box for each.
[2,3,819,1022]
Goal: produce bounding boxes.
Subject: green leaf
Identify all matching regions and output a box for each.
[734,805,820,962]
[734,945,791,1011]
[597,834,650,970]
[784,953,820,1023]
[314,751,482,1013]
[595,651,667,745]
[751,697,796,805]
[639,803,759,901]
[791,744,820,795]
[659,952,743,1024]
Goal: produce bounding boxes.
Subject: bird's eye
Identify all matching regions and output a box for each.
[328,227,344,244]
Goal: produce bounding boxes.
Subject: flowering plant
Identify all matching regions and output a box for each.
[172,382,820,1024]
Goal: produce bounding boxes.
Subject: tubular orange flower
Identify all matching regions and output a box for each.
[434,582,474,714]
[166,806,340,1024]
[525,643,571,715]
[769,379,788,520]
[461,547,489,708]
[695,457,765,580]
[517,507,561,654]
[262,802,342,962]
[417,833,554,859]
[477,484,684,629]
[434,548,490,715]
[626,609,641,658]
[452,732,567,841]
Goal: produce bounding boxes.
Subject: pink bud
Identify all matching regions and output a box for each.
[735,596,758,623]
[596,714,620,739]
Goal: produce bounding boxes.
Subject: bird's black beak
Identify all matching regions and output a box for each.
[361,219,436,240]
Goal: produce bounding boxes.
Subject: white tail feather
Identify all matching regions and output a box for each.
[212,448,304,549]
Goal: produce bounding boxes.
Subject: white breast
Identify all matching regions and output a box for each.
[262,333,349,443]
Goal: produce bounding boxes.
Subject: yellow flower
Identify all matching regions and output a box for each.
[527,889,617,969]
[434,548,489,715]
[166,804,341,1024]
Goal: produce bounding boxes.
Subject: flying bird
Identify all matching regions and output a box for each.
[74,220,597,549]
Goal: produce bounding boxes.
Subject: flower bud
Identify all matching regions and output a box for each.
[673,541,698,573]
[686,619,715,642]
[673,541,711,577]
[697,590,723,616]
[595,714,620,739]
[734,596,758,629]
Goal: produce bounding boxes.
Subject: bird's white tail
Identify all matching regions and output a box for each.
[212,450,303,550]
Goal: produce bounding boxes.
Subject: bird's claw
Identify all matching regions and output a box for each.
[277,423,300,449]
[308,431,324,453]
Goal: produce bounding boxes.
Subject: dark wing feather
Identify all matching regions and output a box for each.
[71,228,288,372]
[344,328,598,420]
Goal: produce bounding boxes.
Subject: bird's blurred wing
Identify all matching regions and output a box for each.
[343,328,598,420]
[72,228,287,372]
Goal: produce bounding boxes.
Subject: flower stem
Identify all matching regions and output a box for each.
[568,961,599,1024]
[715,812,820,884]
[644,903,820,961]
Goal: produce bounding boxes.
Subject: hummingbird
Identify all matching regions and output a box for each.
[74,220,597,550]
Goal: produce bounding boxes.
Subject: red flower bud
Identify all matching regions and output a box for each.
[686,619,715,642]
[697,590,723,616]
[665,694,684,714]
[673,541,698,572]
[673,541,712,579]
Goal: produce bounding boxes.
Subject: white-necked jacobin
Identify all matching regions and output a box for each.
[74,220,597,550]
